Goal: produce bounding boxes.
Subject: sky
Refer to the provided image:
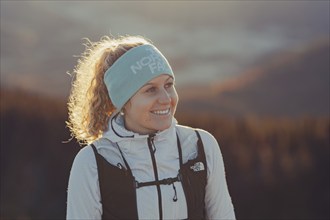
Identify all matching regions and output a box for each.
[1,0,329,98]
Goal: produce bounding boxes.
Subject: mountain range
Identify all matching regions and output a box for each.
[177,39,329,117]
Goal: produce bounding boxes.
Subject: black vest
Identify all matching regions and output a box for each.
[91,130,207,220]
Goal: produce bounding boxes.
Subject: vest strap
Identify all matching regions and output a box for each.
[135,175,181,188]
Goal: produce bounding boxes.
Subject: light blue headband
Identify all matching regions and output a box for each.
[104,44,174,109]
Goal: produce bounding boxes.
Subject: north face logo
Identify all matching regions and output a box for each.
[190,162,205,172]
[130,48,167,75]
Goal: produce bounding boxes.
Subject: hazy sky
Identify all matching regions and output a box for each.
[1,1,329,97]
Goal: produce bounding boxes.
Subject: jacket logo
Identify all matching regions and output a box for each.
[190,162,205,172]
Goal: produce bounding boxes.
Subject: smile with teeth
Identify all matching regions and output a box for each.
[151,108,170,115]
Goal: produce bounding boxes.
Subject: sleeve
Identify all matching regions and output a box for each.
[199,130,236,220]
[66,146,102,220]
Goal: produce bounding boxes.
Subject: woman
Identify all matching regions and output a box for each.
[66,35,235,220]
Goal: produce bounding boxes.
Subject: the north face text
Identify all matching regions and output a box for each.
[130,48,168,75]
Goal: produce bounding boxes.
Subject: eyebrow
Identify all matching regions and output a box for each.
[142,76,173,87]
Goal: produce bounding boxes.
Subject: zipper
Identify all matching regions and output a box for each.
[147,134,163,220]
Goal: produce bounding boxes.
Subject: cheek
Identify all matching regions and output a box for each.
[170,90,179,107]
[131,97,154,116]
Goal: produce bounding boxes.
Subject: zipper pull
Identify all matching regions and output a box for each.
[148,133,155,141]
[172,182,178,202]
[148,134,156,153]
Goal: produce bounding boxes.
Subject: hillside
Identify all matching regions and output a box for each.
[178,40,330,117]
[1,88,329,219]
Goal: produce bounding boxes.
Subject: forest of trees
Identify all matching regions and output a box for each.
[1,88,329,220]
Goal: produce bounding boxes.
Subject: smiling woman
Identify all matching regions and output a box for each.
[66,35,236,220]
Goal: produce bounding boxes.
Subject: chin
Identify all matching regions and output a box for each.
[155,120,172,132]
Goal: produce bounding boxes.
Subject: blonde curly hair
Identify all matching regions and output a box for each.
[67,35,152,145]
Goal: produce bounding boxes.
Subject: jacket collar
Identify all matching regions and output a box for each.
[102,113,178,144]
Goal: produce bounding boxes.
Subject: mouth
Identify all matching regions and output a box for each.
[151,108,171,116]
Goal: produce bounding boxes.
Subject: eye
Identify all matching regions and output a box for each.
[165,82,174,89]
[145,86,156,93]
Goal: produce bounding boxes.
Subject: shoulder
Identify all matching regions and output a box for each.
[196,129,219,148]
[176,124,198,147]
[71,145,97,171]
[176,124,218,146]
[176,125,220,158]
[176,124,195,138]
[74,145,96,161]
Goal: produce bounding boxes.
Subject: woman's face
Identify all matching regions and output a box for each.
[123,74,178,135]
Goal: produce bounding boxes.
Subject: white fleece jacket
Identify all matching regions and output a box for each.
[66,116,235,220]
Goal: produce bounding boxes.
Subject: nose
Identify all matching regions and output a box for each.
[158,88,171,104]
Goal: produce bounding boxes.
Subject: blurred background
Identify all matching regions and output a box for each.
[0,1,329,219]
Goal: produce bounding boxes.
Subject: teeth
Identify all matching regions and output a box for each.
[152,109,170,115]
